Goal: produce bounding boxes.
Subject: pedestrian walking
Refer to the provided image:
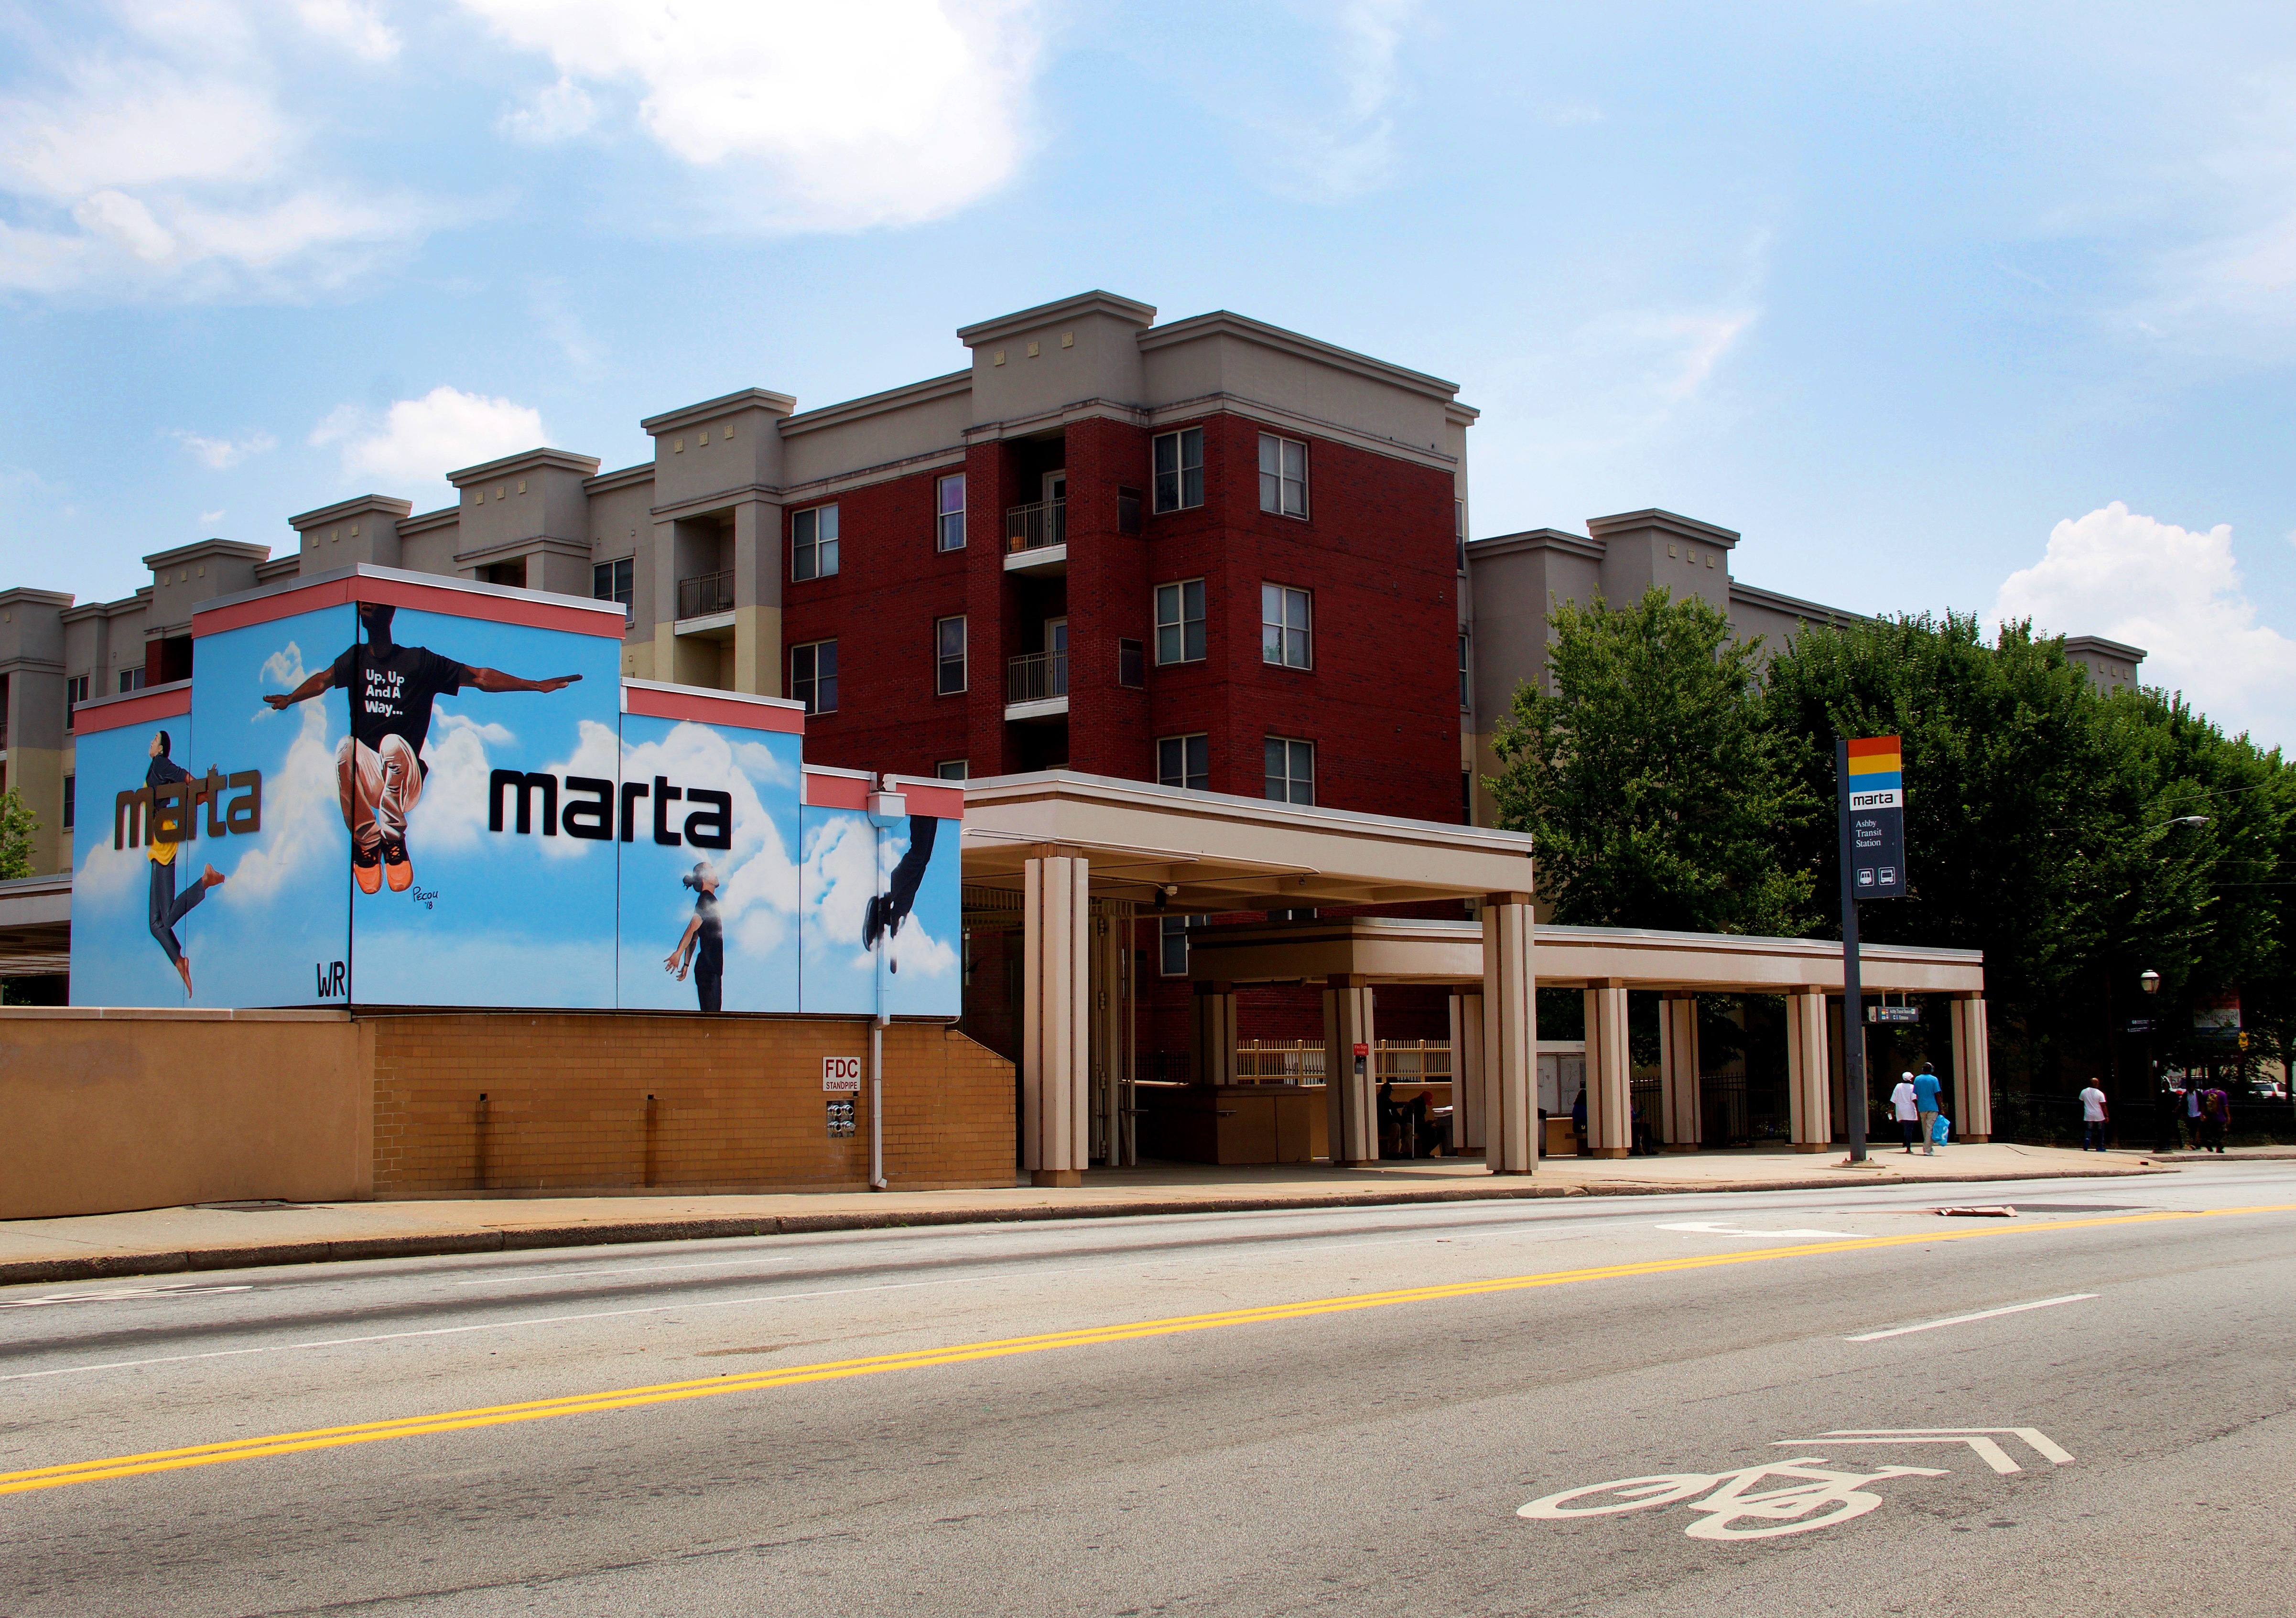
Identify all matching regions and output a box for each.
[2155,1078,2184,1154]
[2199,1083,2231,1154]
[2185,1080,2204,1146]
[1890,1072,1920,1153]
[2078,1080,2109,1152]
[1914,1064,1944,1156]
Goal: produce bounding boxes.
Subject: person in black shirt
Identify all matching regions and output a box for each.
[860,815,937,971]
[142,728,226,998]
[665,860,723,1012]
[266,602,579,893]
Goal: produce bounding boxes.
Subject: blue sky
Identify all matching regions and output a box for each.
[5,1,2295,743]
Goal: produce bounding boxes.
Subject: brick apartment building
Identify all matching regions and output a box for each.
[0,287,2142,1060]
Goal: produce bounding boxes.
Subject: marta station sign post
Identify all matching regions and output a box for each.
[1838,735,1907,1163]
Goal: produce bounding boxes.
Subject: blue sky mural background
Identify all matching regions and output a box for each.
[799,805,961,1019]
[617,713,801,1014]
[344,605,620,1008]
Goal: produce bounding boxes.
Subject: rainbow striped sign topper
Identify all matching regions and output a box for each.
[1843,734,1903,810]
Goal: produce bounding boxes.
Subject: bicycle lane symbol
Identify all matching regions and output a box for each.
[1518,1457,1951,1542]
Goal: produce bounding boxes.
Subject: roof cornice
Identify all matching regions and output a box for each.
[289,493,413,531]
[781,369,971,436]
[1587,508,1741,549]
[448,446,601,486]
[1469,528,1606,564]
[141,539,270,569]
[640,387,797,436]
[957,290,1156,346]
[1138,310,1460,403]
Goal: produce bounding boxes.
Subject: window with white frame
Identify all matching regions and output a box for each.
[1455,497,1467,571]
[1258,433,1307,518]
[936,473,966,551]
[791,639,837,714]
[1157,733,1208,791]
[935,615,967,695]
[592,557,633,622]
[1152,427,1203,513]
[62,773,74,830]
[119,668,147,693]
[792,504,839,581]
[64,674,88,730]
[1261,583,1311,669]
[1264,736,1314,805]
[1155,579,1205,664]
[1459,633,1472,709]
[1159,913,1202,977]
[936,760,968,781]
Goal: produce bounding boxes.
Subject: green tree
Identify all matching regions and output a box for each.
[0,789,36,881]
[1487,587,1819,935]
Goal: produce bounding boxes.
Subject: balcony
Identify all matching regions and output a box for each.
[675,569,736,636]
[1004,648,1069,721]
[1003,499,1066,576]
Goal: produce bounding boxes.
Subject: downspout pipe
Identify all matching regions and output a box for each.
[865,780,909,1192]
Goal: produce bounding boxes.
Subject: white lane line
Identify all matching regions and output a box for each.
[449,1257,798,1286]
[0,1267,1090,1385]
[1846,1293,2098,1342]
[1658,1221,1863,1240]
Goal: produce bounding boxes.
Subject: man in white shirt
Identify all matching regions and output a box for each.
[1890,1073,1920,1154]
[2079,1081,2109,1152]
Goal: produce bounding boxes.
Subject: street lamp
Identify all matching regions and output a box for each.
[2140,969,2172,1153]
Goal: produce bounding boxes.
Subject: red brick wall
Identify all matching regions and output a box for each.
[370,1014,1014,1196]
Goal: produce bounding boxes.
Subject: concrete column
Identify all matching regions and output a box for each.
[1089,906,1130,1166]
[731,497,784,698]
[1950,994,1994,1142]
[1021,853,1091,1187]
[650,516,680,686]
[1658,994,1701,1151]
[1189,981,1238,1088]
[1786,988,1832,1152]
[1582,981,1632,1158]
[1322,975,1378,1166]
[1449,991,1485,1154]
[1481,895,1536,1173]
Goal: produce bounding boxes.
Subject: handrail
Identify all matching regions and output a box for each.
[677,570,735,619]
[1006,499,1066,554]
[1006,648,1070,704]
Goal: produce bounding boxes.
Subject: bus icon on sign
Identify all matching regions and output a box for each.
[1856,868,1876,888]
[1879,868,1896,885]
[823,1056,862,1093]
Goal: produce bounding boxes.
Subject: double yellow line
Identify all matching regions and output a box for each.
[4,1202,2287,1498]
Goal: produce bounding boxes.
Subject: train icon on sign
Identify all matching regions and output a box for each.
[1856,868,1876,889]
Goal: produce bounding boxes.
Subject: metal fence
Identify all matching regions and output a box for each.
[1006,649,1069,703]
[676,570,735,619]
[1005,499,1065,553]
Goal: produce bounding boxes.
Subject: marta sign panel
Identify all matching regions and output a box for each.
[67,565,959,1020]
[1841,734,1907,900]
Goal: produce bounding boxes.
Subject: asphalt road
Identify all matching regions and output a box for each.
[2,1163,2292,1617]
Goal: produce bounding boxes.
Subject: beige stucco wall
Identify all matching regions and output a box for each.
[0,1009,369,1219]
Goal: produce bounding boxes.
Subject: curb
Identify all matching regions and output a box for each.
[0,1162,2173,1289]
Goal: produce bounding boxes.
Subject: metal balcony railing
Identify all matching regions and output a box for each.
[677,570,735,619]
[1005,499,1066,553]
[1006,648,1070,704]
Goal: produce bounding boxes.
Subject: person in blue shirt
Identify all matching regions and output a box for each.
[1913,1063,1945,1155]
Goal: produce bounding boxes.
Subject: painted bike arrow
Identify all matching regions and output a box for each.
[1771,1428,2073,1475]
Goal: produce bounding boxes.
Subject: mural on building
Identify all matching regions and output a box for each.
[68,570,958,1019]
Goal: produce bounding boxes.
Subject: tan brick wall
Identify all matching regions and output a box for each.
[369,1014,1015,1197]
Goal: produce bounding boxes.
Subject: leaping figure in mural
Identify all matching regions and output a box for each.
[144,729,226,999]
[664,860,724,1013]
[265,602,581,895]
[861,816,936,973]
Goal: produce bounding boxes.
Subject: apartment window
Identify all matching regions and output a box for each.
[936,760,968,781]
[1258,433,1307,518]
[119,668,147,694]
[1265,737,1314,805]
[62,774,74,830]
[1151,427,1203,513]
[1155,579,1206,665]
[1456,497,1467,572]
[937,473,966,552]
[1159,914,1202,977]
[1157,733,1209,791]
[1459,634,1472,709]
[935,615,967,695]
[592,558,633,621]
[64,674,88,730]
[1117,637,1145,688]
[1261,584,1311,669]
[791,640,837,714]
[792,504,839,581]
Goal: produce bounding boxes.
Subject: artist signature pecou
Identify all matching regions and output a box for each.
[410,886,438,910]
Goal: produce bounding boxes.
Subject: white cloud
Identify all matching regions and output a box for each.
[1252,0,1423,202]
[457,0,1044,230]
[802,810,956,981]
[221,697,341,905]
[1993,501,2296,744]
[402,707,520,855]
[172,428,277,470]
[0,6,432,299]
[620,720,800,954]
[200,508,226,525]
[310,386,545,494]
[295,0,401,62]
[498,76,597,144]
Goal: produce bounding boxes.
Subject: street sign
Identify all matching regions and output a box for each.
[2125,1017,2158,1036]
[2193,993,2242,1046]
[1842,736,1907,901]
[1866,1005,1921,1025]
[1353,1042,1369,1058]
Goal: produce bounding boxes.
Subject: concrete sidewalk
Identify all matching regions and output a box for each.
[0,1142,2177,1288]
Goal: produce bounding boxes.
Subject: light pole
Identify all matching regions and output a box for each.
[2140,968,2169,1153]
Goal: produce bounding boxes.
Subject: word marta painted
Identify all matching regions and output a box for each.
[114,770,263,848]
[488,771,732,850]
